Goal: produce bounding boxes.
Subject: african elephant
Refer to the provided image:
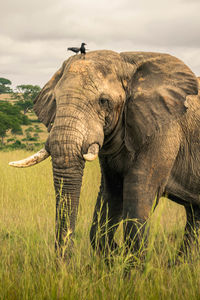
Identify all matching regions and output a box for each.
[10,50,200,260]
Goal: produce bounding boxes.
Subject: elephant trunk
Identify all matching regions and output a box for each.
[53,164,84,257]
[49,98,102,257]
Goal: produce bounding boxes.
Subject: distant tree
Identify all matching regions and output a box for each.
[0,102,30,144]
[0,77,12,94]
[12,84,41,114]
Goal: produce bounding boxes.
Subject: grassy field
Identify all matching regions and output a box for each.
[0,151,200,300]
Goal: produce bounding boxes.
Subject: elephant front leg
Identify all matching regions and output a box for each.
[123,169,159,258]
[90,173,123,259]
[123,132,180,260]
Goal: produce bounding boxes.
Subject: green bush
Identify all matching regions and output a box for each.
[24,132,39,142]
[0,101,31,144]
[27,137,38,141]
[0,141,44,151]
[31,119,41,123]
[25,127,34,133]
[1,140,26,150]
[25,132,31,140]
[12,140,22,147]
[7,138,15,142]
[34,125,43,133]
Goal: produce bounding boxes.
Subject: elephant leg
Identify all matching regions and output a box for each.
[123,133,179,257]
[123,169,159,256]
[180,203,200,256]
[90,173,123,256]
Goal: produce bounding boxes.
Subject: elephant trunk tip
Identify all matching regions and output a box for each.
[83,143,99,162]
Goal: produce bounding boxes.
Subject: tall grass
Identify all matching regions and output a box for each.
[0,151,200,299]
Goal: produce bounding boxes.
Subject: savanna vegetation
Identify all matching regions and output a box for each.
[1,151,200,300]
[0,79,45,151]
[0,78,12,94]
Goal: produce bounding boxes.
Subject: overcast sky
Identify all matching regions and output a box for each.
[1,0,200,89]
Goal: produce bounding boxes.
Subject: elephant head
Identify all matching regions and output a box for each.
[9,50,198,257]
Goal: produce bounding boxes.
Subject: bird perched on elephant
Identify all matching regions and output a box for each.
[9,50,200,262]
[67,43,87,56]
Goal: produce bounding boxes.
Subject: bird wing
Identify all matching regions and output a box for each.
[67,47,80,52]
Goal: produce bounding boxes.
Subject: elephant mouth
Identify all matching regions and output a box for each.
[82,143,100,161]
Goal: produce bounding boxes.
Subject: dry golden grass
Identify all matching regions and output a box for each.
[0,94,15,102]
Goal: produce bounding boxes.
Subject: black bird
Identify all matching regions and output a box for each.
[67,43,87,56]
[80,42,86,55]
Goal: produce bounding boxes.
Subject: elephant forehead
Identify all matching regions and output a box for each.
[68,60,95,75]
[68,59,113,79]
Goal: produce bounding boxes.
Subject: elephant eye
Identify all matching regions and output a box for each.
[99,97,109,107]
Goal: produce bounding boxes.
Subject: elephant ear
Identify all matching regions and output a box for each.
[33,57,75,132]
[120,52,198,151]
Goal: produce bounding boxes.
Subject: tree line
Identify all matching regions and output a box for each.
[0,77,41,145]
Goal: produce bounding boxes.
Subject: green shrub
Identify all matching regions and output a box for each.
[28,137,38,141]
[23,132,39,142]
[34,125,43,133]
[12,140,22,147]
[25,132,32,140]
[31,119,41,123]
[25,127,34,133]
[7,138,15,142]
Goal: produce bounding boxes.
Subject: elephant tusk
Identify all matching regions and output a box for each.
[9,148,50,168]
[83,143,99,162]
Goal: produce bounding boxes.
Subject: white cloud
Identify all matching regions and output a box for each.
[0,0,200,88]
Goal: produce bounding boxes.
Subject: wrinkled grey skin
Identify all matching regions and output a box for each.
[34,50,200,259]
